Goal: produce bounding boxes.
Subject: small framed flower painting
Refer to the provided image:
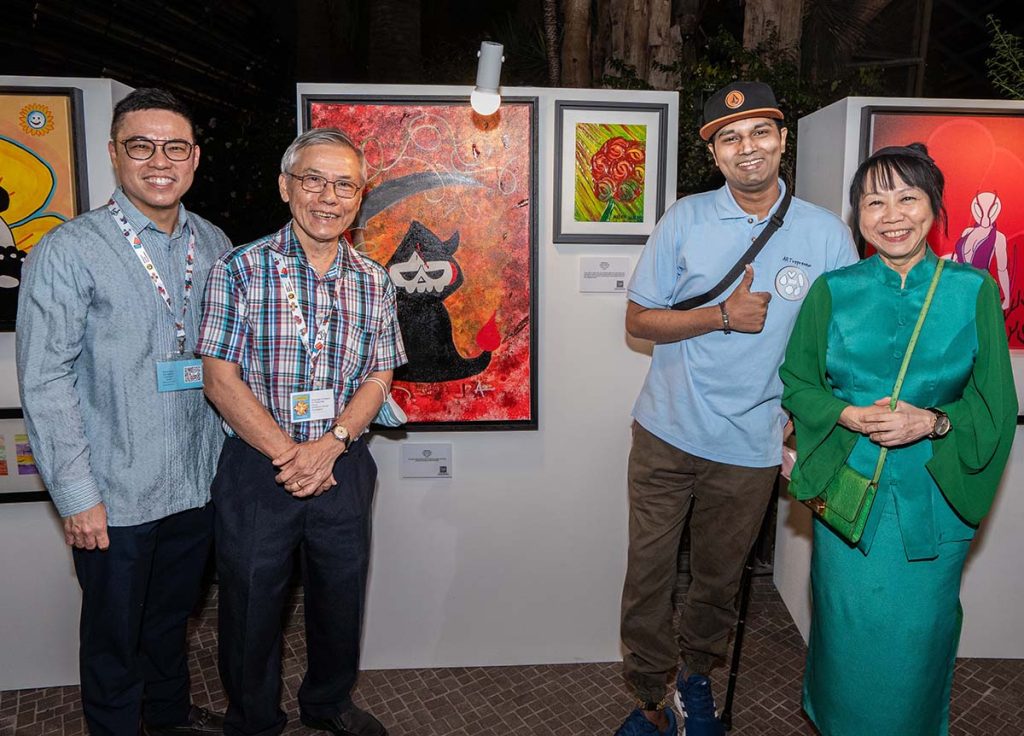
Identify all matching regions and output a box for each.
[553,100,669,244]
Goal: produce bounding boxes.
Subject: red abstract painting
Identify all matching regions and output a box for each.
[869,110,1024,348]
[306,96,537,429]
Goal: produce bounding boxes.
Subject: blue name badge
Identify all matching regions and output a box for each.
[156,358,204,392]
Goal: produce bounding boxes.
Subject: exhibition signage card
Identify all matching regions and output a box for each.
[400,442,453,479]
[579,256,631,293]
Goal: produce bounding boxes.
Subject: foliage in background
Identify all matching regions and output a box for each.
[189,98,298,245]
[601,28,882,195]
[986,15,1024,100]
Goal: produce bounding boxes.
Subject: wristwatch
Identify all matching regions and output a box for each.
[925,408,951,439]
[329,423,352,450]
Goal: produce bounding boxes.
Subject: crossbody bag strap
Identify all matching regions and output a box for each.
[869,258,945,484]
[671,187,793,311]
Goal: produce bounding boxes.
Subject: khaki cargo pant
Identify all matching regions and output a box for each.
[621,422,778,703]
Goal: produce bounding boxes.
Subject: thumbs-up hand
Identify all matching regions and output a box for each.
[722,264,771,333]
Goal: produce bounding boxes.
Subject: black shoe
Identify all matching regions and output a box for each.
[143,706,225,735]
[300,705,388,736]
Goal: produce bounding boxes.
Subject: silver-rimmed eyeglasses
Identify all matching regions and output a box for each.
[119,137,195,161]
[286,173,363,199]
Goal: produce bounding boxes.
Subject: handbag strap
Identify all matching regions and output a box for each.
[868,258,945,484]
[671,187,793,311]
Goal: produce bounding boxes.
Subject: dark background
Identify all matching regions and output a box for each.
[3,0,1022,244]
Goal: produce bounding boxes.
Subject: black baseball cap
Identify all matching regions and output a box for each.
[700,81,784,141]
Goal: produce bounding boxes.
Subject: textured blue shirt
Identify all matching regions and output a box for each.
[628,181,858,467]
[16,188,231,525]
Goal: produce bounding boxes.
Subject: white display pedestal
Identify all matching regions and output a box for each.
[777,96,1024,658]
[0,75,131,690]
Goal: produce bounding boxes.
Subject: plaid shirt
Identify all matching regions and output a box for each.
[197,222,406,441]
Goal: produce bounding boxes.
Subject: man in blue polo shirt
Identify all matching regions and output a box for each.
[615,82,857,736]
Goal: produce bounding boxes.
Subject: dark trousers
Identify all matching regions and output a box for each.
[213,437,378,736]
[72,503,214,736]
[621,423,777,703]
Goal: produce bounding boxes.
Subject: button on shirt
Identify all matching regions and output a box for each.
[16,188,232,525]
[196,222,407,441]
[627,180,858,467]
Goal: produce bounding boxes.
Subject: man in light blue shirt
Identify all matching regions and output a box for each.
[615,82,858,736]
[17,88,230,736]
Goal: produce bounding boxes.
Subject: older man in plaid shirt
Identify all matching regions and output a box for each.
[197,128,405,736]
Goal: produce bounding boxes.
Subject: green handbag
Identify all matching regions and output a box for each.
[804,450,885,544]
[803,260,944,544]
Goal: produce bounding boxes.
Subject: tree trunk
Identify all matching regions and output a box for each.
[561,0,592,87]
[803,0,897,82]
[647,0,681,89]
[592,0,612,83]
[678,0,707,67]
[543,0,561,85]
[609,0,652,81]
[366,0,422,83]
[743,0,804,63]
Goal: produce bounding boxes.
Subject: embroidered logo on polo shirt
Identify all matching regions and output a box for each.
[775,266,809,301]
[725,91,745,109]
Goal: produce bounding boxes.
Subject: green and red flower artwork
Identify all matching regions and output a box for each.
[574,124,646,224]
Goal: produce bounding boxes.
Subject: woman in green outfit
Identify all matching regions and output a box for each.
[780,143,1017,736]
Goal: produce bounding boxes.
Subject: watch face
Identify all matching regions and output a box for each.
[930,412,951,437]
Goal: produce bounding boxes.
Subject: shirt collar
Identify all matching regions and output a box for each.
[869,245,939,289]
[271,221,366,279]
[713,179,791,230]
[112,187,189,238]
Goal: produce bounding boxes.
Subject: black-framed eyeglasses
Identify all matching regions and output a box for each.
[286,172,362,199]
[120,137,195,161]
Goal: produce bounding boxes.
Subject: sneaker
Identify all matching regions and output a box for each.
[613,707,678,735]
[673,673,724,736]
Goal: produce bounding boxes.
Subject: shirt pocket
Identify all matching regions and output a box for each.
[339,309,383,379]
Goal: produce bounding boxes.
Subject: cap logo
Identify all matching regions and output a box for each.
[725,91,745,109]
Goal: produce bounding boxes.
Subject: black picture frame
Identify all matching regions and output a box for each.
[0,407,48,504]
[860,104,1024,419]
[301,93,539,431]
[553,100,669,245]
[0,86,89,331]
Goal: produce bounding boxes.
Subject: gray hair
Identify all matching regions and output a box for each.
[280,127,367,181]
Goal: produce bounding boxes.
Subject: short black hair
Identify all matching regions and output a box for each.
[110,88,195,140]
[849,142,947,247]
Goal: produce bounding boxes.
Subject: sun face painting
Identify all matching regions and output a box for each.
[307,97,537,429]
[0,89,82,328]
[574,123,646,224]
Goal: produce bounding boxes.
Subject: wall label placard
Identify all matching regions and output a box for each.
[579,256,631,293]
[400,442,453,479]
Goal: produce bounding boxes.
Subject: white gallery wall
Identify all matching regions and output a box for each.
[778,96,1024,658]
[0,75,133,689]
[295,84,678,668]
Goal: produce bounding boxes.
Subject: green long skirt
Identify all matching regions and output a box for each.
[803,505,969,736]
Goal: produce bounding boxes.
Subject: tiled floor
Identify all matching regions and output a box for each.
[3,579,1022,735]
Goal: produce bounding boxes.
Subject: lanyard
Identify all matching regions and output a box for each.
[108,200,196,355]
[271,251,344,384]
